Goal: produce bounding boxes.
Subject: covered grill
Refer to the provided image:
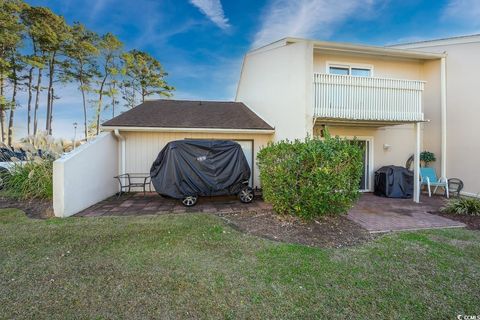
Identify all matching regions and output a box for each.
[374,166,414,198]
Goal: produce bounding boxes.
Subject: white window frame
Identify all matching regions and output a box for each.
[326,61,374,77]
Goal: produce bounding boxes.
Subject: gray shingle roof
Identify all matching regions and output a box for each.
[102,100,273,131]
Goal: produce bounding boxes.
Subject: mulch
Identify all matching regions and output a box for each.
[218,210,373,248]
[0,196,53,219]
[422,197,480,230]
[430,211,480,230]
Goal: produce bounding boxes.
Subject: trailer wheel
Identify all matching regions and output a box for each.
[239,187,254,203]
[182,195,198,207]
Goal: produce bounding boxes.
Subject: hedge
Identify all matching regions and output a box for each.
[257,134,363,219]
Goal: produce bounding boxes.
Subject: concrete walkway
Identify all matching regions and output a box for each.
[348,193,465,233]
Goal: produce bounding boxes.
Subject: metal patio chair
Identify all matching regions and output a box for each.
[420,167,449,198]
[447,178,464,197]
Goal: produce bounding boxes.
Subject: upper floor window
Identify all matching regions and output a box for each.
[328,63,372,77]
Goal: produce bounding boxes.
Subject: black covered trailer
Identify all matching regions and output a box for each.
[150,140,253,206]
[374,165,414,199]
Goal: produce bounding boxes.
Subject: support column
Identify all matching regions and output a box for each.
[440,57,447,178]
[414,122,421,203]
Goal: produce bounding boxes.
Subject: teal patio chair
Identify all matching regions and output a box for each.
[420,167,449,198]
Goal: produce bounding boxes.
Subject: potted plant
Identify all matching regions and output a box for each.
[420,151,436,167]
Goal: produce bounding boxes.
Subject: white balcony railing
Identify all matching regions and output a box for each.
[313,73,425,122]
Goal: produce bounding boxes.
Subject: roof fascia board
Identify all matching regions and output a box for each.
[102,126,275,134]
[247,38,290,55]
[312,41,445,59]
[250,37,445,59]
[390,34,480,49]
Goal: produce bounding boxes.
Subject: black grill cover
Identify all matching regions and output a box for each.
[374,166,413,198]
[150,140,251,199]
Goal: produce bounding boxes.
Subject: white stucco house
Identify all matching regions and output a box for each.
[53,34,480,217]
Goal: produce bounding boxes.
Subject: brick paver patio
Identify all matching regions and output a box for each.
[76,192,465,233]
[348,193,465,233]
[76,192,272,217]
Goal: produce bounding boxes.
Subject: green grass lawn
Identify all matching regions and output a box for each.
[1,209,479,319]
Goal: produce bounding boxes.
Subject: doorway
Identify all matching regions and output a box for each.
[348,138,373,191]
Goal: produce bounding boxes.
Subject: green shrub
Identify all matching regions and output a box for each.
[0,132,69,201]
[420,151,436,167]
[441,197,480,216]
[257,134,363,219]
[3,159,53,200]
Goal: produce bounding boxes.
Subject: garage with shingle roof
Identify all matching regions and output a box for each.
[101,99,275,190]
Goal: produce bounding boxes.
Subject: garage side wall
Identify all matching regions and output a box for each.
[121,131,273,189]
[53,132,119,217]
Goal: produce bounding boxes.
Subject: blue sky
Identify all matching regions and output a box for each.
[14,0,480,139]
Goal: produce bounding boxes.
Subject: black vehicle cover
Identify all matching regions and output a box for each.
[374,165,414,198]
[150,140,251,199]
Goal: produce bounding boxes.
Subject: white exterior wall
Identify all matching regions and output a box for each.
[313,52,424,79]
[236,41,314,140]
[321,125,421,172]
[53,132,119,217]
[421,59,442,176]
[120,131,273,189]
[393,39,480,195]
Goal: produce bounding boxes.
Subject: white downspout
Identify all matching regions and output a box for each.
[414,122,421,203]
[440,57,447,178]
[113,130,126,189]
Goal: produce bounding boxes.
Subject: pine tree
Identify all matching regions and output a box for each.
[64,23,99,139]
[0,0,24,142]
[121,49,174,108]
[94,33,122,135]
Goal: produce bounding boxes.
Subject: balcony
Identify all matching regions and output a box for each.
[313,73,425,124]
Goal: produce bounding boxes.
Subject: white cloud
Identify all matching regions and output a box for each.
[91,0,112,18]
[169,54,242,101]
[189,0,230,30]
[443,0,480,27]
[252,0,378,48]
